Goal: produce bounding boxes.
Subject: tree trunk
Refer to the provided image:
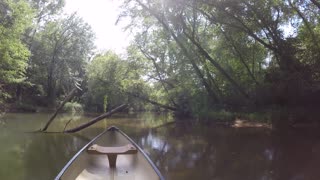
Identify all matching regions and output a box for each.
[63,104,127,133]
[41,87,79,131]
[47,73,55,106]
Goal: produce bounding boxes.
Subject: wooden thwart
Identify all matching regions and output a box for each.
[87,144,137,168]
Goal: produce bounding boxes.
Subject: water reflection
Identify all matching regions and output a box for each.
[130,125,273,180]
[23,134,85,179]
[1,113,320,180]
[142,132,170,153]
[134,125,320,180]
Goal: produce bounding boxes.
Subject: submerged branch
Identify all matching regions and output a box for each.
[63,118,74,131]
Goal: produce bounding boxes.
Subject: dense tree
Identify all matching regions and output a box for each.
[0,0,33,105]
[24,0,65,47]
[85,50,150,112]
[117,0,320,108]
[29,13,95,106]
[117,0,262,115]
[0,0,95,111]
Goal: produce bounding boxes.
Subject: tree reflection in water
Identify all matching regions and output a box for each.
[23,133,89,179]
[133,124,320,180]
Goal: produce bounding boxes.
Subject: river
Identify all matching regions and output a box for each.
[0,112,320,180]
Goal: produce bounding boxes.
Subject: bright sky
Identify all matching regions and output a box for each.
[64,0,131,53]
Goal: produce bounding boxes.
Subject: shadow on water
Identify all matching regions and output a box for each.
[1,112,320,180]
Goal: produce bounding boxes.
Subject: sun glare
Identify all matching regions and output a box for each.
[64,0,131,53]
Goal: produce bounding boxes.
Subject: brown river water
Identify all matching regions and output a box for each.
[0,112,320,180]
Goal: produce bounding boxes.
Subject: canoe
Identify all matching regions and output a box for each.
[55,126,164,180]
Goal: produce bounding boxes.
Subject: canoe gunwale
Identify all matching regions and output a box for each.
[54,128,108,180]
[116,127,165,180]
[54,126,165,180]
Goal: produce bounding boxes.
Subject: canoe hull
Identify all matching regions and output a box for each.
[55,127,164,180]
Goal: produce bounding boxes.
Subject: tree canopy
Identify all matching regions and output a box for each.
[114,0,320,113]
[29,13,95,105]
[0,0,33,103]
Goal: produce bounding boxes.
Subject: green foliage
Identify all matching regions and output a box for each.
[110,0,320,125]
[63,102,83,114]
[0,0,96,112]
[84,50,150,112]
[85,51,125,111]
[0,0,33,102]
[28,13,95,105]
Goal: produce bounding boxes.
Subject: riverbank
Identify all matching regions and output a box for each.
[192,106,320,131]
[2,103,320,131]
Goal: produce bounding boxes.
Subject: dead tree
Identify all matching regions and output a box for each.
[41,87,80,131]
[63,104,127,133]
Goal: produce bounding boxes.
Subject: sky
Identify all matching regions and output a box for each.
[63,0,131,53]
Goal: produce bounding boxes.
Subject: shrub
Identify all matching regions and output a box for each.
[63,102,83,114]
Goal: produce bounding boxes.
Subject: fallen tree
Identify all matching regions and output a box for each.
[41,87,80,131]
[63,104,127,133]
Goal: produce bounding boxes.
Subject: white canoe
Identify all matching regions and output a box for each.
[55,126,164,180]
